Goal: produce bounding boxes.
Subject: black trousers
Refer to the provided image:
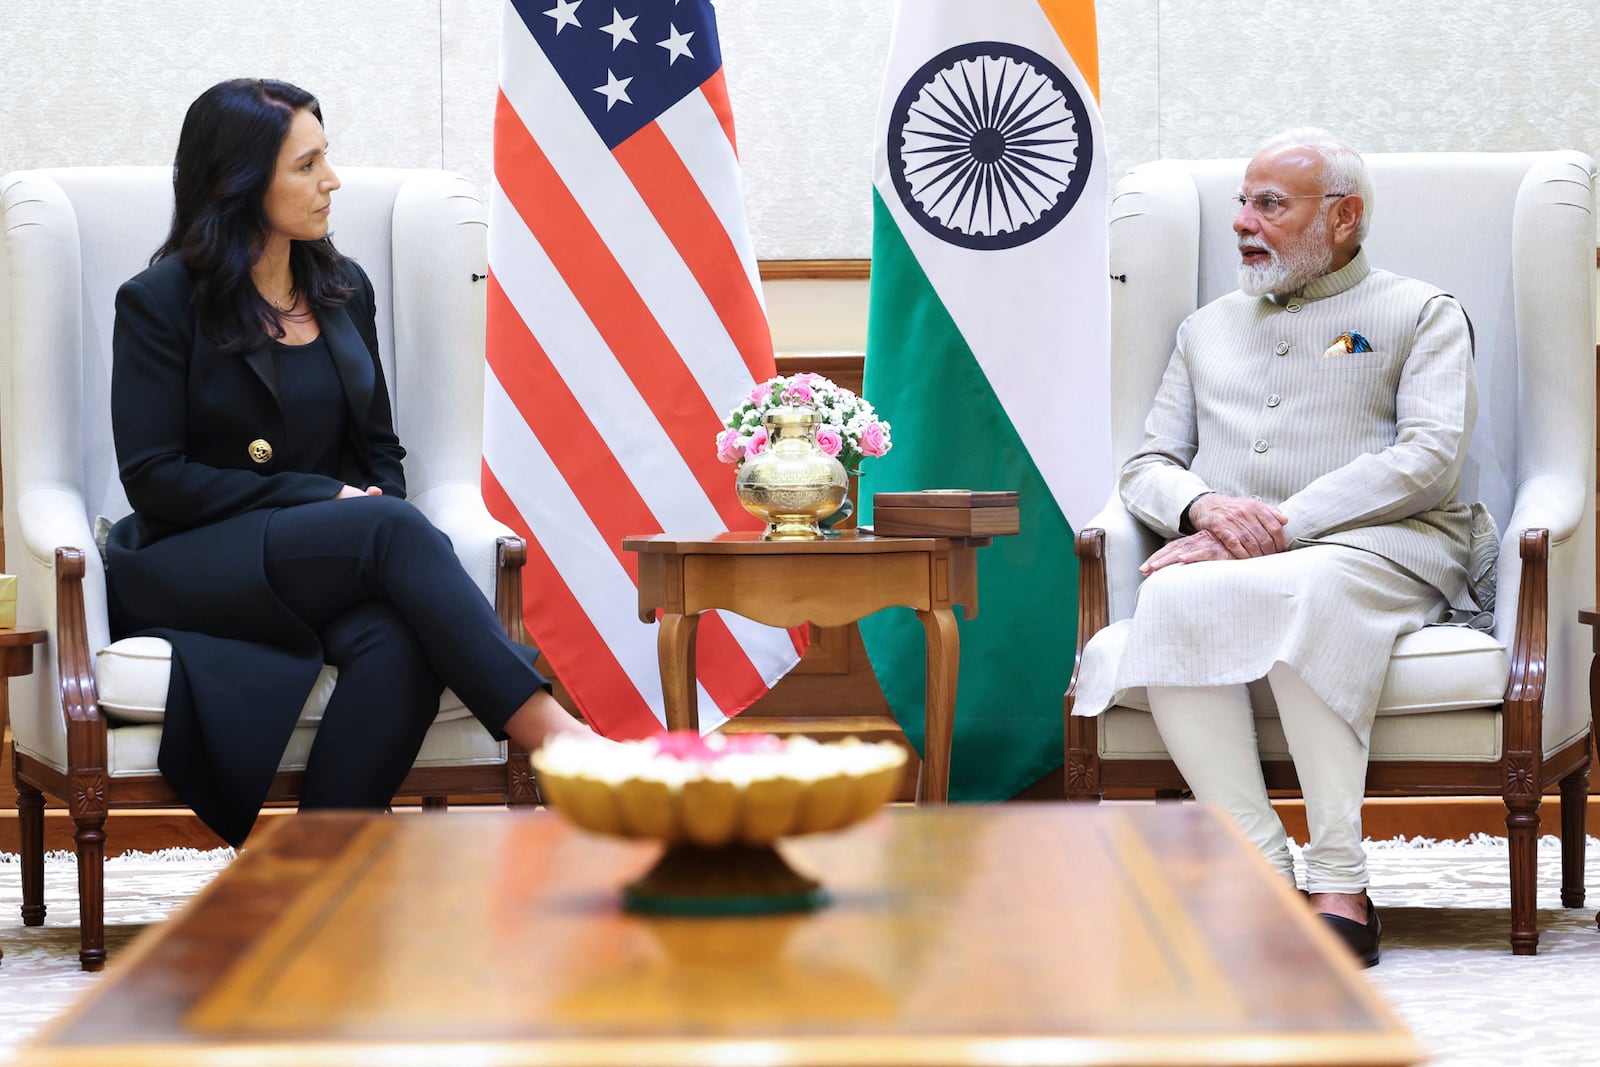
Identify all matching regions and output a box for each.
[262,495,544,808]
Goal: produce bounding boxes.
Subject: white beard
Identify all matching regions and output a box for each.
[1237,226,1335,297]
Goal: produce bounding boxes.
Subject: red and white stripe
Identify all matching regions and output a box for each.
[484,4,802,738]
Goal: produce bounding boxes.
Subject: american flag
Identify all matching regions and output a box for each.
[483,0,803,738]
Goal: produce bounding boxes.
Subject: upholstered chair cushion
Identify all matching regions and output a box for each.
[94,634,498,778]
[1084,622,1510,718]
[103,717,507,780]
[95,635,475,727]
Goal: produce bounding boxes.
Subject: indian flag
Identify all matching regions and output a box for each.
[860,0,1109,799]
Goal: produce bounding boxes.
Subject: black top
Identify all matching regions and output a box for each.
[270,334,348,479]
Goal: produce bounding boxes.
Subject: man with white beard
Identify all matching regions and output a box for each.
[1070,128,1479,967]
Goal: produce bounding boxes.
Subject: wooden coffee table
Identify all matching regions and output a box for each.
[24,804,1420,1066]
[623,531,988,803]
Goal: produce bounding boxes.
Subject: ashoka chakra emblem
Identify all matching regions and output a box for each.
[888,41,1092,250]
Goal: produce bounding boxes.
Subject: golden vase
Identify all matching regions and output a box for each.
[735,408,848,540]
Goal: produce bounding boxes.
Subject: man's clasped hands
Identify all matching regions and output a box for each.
[1139,493,1292,575]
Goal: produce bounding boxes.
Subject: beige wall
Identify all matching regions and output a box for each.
[2,0,1597,344]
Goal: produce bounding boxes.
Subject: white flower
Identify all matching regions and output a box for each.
[715,374,892,473]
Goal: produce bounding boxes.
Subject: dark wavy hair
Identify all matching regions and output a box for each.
[153,78,352,353]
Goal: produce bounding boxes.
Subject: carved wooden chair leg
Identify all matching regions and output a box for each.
[72,814,108,971]
[1504,794,1541,955]
[507,742,540,807]
[1558,766,1589,908]
[16,779,46,927]
[1063,707,1102,803]
[421,796,447,812]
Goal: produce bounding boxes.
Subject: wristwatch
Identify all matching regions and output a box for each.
[1179,491,1215,534]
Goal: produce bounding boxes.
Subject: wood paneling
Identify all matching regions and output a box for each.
[758,259,869,281]
[775,351,864,392]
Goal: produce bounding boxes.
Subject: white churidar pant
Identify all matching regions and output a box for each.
[1147,662,1372,893]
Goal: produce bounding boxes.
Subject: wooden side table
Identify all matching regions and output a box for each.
[623,531,989,803]
[1576,608,1600,932]
[1,626,47,966]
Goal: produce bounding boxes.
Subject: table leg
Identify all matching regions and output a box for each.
[1590,627,1600,758]
[1591,631,1600,778]
[1592,628,1600,931]
[658,612,701,733]
[916,607,959,805]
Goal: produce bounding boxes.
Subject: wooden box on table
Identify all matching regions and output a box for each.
[870,490,1020,537]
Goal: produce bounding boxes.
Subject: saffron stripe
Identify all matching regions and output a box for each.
[1040,0,1100,99]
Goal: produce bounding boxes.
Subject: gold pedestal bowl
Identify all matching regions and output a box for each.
[532,734,906,915]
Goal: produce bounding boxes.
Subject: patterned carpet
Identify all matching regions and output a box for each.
[0,847,234,1059]
[1,835,1598,1065]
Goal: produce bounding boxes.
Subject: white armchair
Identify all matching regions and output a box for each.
[0,167,537,970]
[1065,151,1597,955]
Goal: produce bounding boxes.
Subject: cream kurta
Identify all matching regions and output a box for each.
[1072,249,1477,736]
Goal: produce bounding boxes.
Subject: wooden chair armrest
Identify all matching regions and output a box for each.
[54,546,109,772]
[495,535,528,646]
[1074,528,1110,659]
[493,534,545,786]
[1501,528,1550,770]
[1063,529,1109,723]
[1064,529,1109,791]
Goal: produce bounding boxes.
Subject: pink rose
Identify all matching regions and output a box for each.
[815,427,843,456]
[858,420,889,458]
[715,428,746,464]
[649,731,716,762]
[791,372,825,386]
[748,382,773,405]
[720,733,784,755]
[783,382,814,405]
[745,427,768,457]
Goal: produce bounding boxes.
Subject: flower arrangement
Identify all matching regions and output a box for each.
[715,373,892,473]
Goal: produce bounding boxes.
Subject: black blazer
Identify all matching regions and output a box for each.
[112,254,406,546]
[106,254,407,845]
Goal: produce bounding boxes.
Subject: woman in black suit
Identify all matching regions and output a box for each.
[108,78,595,846]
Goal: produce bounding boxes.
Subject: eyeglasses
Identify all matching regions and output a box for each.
[1234,191,1350,220]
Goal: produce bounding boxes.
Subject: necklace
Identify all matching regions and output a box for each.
[260,286,312,323]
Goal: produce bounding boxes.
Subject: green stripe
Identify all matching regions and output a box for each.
[859,190,1079,801]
